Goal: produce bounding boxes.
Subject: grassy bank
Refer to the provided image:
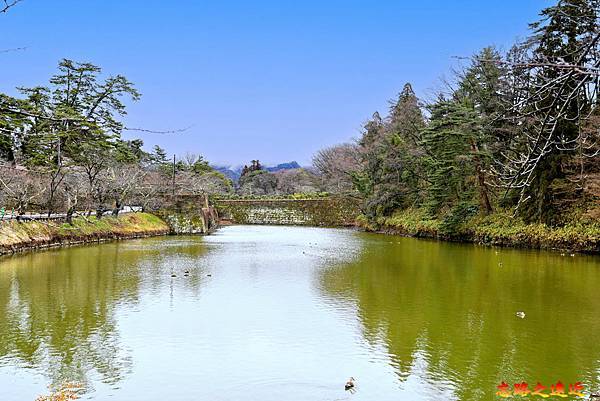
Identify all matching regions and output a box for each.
[0,213,170,255]
[357,208,600,253]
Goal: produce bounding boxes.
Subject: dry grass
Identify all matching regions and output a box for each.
[0,213,169,253]
[373,208,600,252]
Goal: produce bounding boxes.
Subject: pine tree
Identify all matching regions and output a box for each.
[353,112,383,215]
[357,84,427,217]
[379,84,426,212]
[453,47,509,213]
[421,98,484,214]
[152,145,169,165]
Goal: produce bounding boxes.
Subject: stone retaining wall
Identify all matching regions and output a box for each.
[214,197,360,227]
[156,195,219,234]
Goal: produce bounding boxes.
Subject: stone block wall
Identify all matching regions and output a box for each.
[157,195,219,234]
[214,197,360,227]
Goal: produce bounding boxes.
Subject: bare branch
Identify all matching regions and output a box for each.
[0,46,27,54]
[0,0,22,13]
[123,125,194,135]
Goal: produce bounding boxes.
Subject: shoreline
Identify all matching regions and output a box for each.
[2,211,597,257]
[357,209,600,254]
[369,227,600,255]
[0,213,171,257]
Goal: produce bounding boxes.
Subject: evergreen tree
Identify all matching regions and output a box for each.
[421,98,484,214]
[354,112,384,217]
[191,156,212,175]
[354,85,428,217]
[453,47,509,213]
[152,145,169,165]
[506,0,600,222]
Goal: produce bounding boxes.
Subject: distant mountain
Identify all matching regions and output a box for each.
[212,161,302,183]
[266,161,301,172]
[212,165,243,182]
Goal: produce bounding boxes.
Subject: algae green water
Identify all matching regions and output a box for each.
[0,225,599,400]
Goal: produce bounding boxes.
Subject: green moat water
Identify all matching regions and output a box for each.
[1,225,599,400]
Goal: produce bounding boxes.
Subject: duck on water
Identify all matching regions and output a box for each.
[345,377,356,392]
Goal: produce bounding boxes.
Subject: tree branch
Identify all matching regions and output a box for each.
[0,46,27,54]
[123,125,194,135]
[1,0,22,13]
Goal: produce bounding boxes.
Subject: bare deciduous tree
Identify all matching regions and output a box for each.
[274,169,320,194]
[177,171,232,196]
[62,168,88,224]
[494,33,600,213]
[0,165,45,218]
[312,143,361,193]
[134,170,167,211]
[106,163,145,216]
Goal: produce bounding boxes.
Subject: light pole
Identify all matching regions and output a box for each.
[172,154,176,197]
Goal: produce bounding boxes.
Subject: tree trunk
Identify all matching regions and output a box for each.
[112,197,122,217]
[66,207,75,225]
[65,193,77,225]
[16,201,26,222]
[470,140,493,214]
[47,190,55,218]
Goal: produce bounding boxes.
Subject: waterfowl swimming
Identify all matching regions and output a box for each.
[345,377,355,391]
[171,273,177,278]
[516,311,526,319]
[207,274,212,277]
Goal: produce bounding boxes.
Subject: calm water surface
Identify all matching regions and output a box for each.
[1,225,599,400]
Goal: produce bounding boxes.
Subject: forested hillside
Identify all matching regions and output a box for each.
[313,0,600,248]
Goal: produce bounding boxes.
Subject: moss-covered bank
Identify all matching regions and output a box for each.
[0,213,170,255]
[358,208,600,253]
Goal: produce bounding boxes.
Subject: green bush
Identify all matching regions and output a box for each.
[439,202,478,236]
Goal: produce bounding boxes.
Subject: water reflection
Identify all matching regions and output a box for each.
[1,228,600,401]
[319,234,600,400]
[0,238,208,390]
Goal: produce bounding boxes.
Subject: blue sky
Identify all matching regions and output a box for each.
[1,0,547,166]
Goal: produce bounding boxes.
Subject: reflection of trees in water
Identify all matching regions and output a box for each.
[0,237,208,388]
[319,236,600,400]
